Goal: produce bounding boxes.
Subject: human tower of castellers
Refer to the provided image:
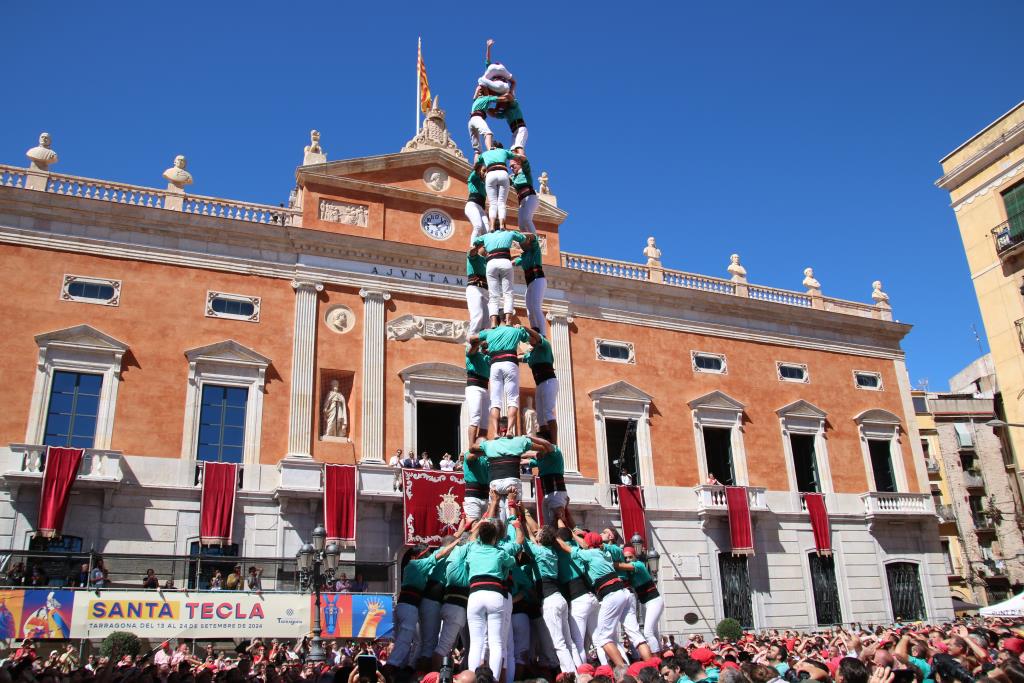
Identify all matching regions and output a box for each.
[385,40,665,681]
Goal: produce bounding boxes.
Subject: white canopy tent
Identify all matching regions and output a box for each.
[979,592,1024,617]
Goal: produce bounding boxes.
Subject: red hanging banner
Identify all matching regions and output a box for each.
[37,447,84,538]
[617,485,647,545]
[200,462,238,545]
[324,464,357,543]
[725,486,754,556]
[804,493,832,556]
[402,470,464,546]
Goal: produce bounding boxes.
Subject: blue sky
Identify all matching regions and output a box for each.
[3,1,1021,390]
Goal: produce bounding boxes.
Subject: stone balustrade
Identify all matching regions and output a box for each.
[6,443,122,481]
[861,491,933,519]
[694,484,769,512]
[562,250,894,320]
[0,163,300,227]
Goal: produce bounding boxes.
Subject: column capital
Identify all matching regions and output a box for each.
[546,310,574,325]
[360,288,392,302]
[291,279,324,293]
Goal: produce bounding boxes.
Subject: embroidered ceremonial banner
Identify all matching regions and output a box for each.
[199,462,238,545]
[804,493,832,556]
[534,476,545,526]
[725,486,754,556]
[617,485,647,545]
[324,464,357,543]
[402,470,464,546]
[37,447,84,538]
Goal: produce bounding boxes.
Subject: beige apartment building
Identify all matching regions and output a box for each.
[937,102,1024,492]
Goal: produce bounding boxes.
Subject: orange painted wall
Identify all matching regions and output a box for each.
[0,244,295,463]
[569,315,919,494]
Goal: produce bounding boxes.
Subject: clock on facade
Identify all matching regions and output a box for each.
[420,209,454,241]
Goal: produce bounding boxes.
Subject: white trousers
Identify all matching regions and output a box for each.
[485,170,510,225]
[593,588,632,648]
[390,602,420,668]
[490,476,523,520]
[463,496,487,520]
[466,385,490,428]
[486,258,514,316]
[418,597,442,659]
[433,602,467,657]
[469,117,493,156]
[467,590,507,675]
[466,201,488,242]
[512,125,528,151]
[569,593,599,662]
[543,592,583,673]
[535,376,558,425]
[621,593,645,657]
[518,193,538,234]
[525,276,547,334]
[641,596,664,652]
[488,360,519,410]
[466,285,489,337]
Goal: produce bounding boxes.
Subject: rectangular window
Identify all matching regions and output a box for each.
[790,434,819,493]
[43,371,103,449]
[596,339,635,364]
[778,363,808,383]
[941,540,955,575]
[808,553,843,625]
[868,439,897,492]
[1003,180,1024,239]
[703,427,735,485]
[718,554,753,628]
[692,352,727,374]
[854,371,882,390]
[885,562,926,621]
[605,418,639,485]
[912,396,929,414]
[196,384,248,463]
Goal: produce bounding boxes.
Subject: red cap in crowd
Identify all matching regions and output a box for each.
[595,665,614,677]
[721,662,740,672]
[577,664,595,675]
[584,531,603,549]
[421,674,439,683]
[691,647,717,665]
[1004,638,1024,655]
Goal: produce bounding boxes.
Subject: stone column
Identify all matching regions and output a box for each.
[360,288,391,462]
[286,279,324,458]
[547,312,579,472]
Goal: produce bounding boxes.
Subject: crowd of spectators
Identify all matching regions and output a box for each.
[3,619,1024,683]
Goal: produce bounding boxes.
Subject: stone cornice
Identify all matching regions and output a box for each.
[936,105,1024,192]
[0,185,908,357]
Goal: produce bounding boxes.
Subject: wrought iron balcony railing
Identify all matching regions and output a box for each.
[991,213,1024,255]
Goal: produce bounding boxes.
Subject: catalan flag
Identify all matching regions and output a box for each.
[417,37,432,114]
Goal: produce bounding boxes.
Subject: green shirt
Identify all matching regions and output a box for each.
[401,553,439,590]
[908,656,932,681]
[465,542,516,580]
[523,337,553,367]
[510,157,533,190]
[529,446,565,477]
[472,95,498,114]
[603,543,629,581]
[496,99,524,123]
[497,515,524,557]
[467,252,487,279]
[467,171,486,198]
[444,544,471,588]
[526,541,559,580]
[477,148,515,168]
[509,564,533,598]
[466,349,490,377]
[514,236,542,270]
[477,324,529,354]
[480,435,532,462]
[556,539,585,583]
[570,546,617,584]
[473,229,526,254]
[627,559,654,588]
[462,452,489,486]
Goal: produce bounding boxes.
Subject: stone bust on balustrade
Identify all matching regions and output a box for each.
[26,132,58,171]
[643,237,662,267]
[727,253,747,283]
[802,267,821,291]
[163,155,193,190]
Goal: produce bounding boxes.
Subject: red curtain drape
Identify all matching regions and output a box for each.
[37,447,84,538]
[725,486,754,555]
[324,465,357,543]
[200,462,238,545]
[617,485,647,545]
[804,493,832,556]
[534,476,545,526]
[402,470,464,546]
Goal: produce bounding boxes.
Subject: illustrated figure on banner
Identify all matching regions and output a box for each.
[322,380,348,438]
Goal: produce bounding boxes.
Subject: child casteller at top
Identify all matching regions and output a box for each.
[468,39,528,158]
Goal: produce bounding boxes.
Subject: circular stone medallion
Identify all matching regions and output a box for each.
[324,305,355,334]
[422,167,450,192]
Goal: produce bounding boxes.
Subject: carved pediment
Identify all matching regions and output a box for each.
[35,324,129,354]
[854,408,902,425]
[589,380,653,403]
[688,390,745,411]
[387,314,467,344]
[399,362,465,383]
[185,340,271,368]
[776,399,827,419]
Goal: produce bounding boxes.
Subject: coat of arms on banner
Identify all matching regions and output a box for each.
[402,470,465,546]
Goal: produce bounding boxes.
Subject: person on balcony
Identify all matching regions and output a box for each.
[142,568,159,589]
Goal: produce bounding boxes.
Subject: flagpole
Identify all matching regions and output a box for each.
[416,37,421,135]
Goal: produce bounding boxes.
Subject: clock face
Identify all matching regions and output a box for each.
[421,209,454,241]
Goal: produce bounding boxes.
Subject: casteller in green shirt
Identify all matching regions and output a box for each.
[476,147,516,169]
[473,229,526,255]
[401,552,439,590]
[477,324,529,355]
[467,170,486,200]
[471,95,499,115]
[465,541,516,580]
[528,445,564,478]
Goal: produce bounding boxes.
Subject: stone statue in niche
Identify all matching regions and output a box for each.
[26,132,58,171]
[163,155,194,190]
[322,379,349,438]
[522,396,539,437]
[643,236,662,267]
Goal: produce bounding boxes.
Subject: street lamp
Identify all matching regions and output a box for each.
[297,527,341,663]
[628,532,660,579]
